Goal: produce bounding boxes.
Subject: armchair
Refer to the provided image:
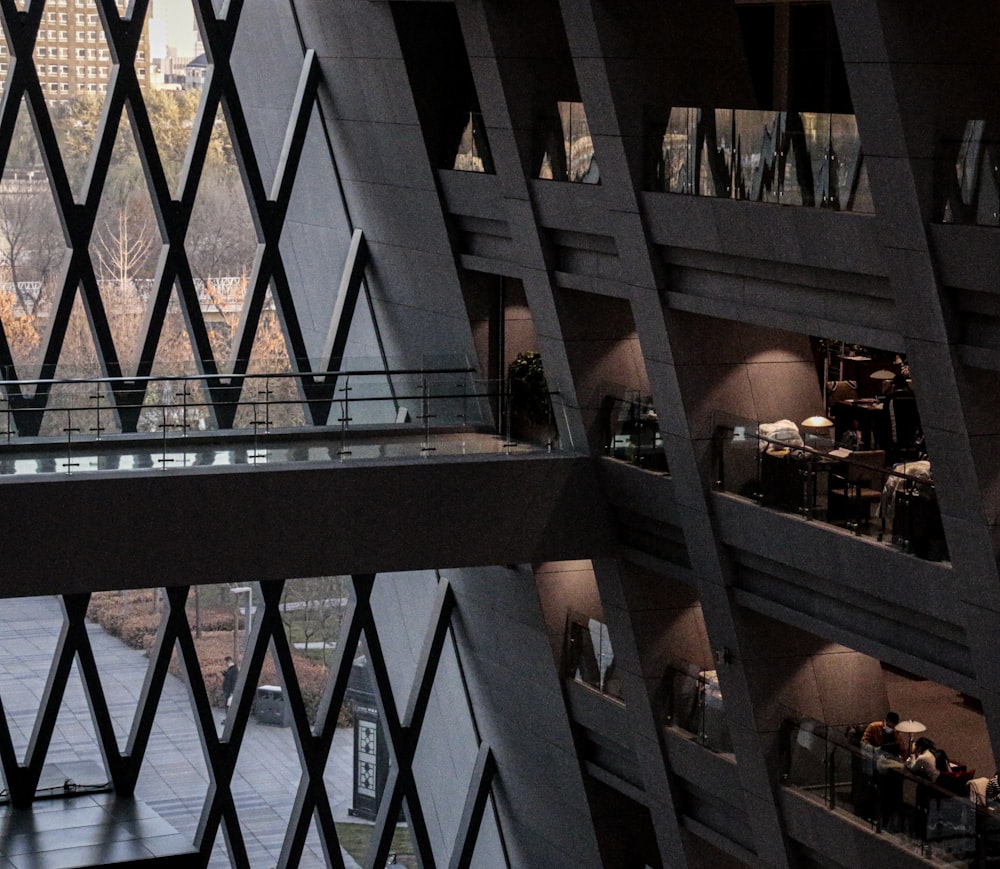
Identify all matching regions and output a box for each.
[827,449,886,529]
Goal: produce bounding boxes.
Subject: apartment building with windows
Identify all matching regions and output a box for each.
[0,0,149,99]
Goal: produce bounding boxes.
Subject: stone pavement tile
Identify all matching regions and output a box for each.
[0,596,371,869]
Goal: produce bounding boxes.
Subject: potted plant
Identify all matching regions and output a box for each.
[506,351,554,442]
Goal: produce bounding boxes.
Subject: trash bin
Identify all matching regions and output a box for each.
[254,685,291,726]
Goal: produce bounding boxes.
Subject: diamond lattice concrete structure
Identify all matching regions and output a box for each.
[1,1,1000,868]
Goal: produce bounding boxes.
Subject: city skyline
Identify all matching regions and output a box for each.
[151,0,197,58]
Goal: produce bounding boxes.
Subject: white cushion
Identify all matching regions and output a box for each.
[758,419,803,452]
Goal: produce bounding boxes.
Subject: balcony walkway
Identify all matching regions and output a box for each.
[0,426,545,479]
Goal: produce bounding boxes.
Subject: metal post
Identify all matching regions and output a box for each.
[259,375,273,434]
[338,374,352,459]
[178,381,189,436]
[458,378,467,454]
[250,402,266,464]
[502,378,516,453]
[159,405,175,468]
[63,409,80,474]
[90,384,104,440]
[420,375,435,456]
[230,586,252,656]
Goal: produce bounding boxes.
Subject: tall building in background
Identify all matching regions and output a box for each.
[148,0,199,90]
[0,0,150,100]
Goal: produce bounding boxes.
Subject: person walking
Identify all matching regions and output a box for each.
[221,655,239,723]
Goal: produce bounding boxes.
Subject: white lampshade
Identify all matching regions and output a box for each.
[801,416,834,430]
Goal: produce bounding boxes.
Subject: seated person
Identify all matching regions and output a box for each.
[906,737,941,782]
[984,771,1000,804]
[861,711,907,756]
[839,419,866,450]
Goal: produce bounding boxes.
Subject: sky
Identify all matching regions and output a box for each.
[150,1,197,59]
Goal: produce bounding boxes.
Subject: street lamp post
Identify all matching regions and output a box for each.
[229,585,253,658]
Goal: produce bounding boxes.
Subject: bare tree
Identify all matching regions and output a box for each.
[0,183,65,315]
[94,201,157,280]
[0,90,281,432]
[187,173,258,287]
[281,576,347,667]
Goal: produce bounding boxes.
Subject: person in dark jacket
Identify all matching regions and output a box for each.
[883,374,921,461]
[221,655,239,711]
[861,711,907,755]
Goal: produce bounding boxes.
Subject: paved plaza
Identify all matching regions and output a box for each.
[0,595,366,868]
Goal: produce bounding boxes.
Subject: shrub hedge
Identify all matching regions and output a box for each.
[86,590,338,721]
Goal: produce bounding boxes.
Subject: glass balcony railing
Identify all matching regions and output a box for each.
[603,391,667,472]
[0,361,569,475]
[713,413,948,562]
[784,712,999,864]
[663,662,733,755]
[565,613,623,701]
[648,107,874,213]
[940,120,1000,225]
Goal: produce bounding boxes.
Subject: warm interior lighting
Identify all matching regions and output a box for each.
[895,718,927,753]
[801,415,834,431]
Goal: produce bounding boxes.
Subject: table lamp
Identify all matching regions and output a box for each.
[870,369,895,395]
[894,719,927,753]
[800,415,833,439]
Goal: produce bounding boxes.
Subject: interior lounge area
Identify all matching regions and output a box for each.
[533,556,1000,864]
[707,326,945,560]
[784,668,999,863]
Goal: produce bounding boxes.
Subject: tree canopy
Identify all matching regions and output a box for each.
[50,88,237,194]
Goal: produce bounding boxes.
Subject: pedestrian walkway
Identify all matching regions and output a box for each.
[0,596,366,868]
[0,429,542,479]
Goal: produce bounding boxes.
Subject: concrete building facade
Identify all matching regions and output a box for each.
[1,1,1000,868]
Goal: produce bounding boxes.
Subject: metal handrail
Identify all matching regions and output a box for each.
[784,711,1000,860]
[0,366,567,475]
[0,365,477,390]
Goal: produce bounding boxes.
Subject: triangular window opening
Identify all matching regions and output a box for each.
[453,112,494,173]
[539,101,600,184]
